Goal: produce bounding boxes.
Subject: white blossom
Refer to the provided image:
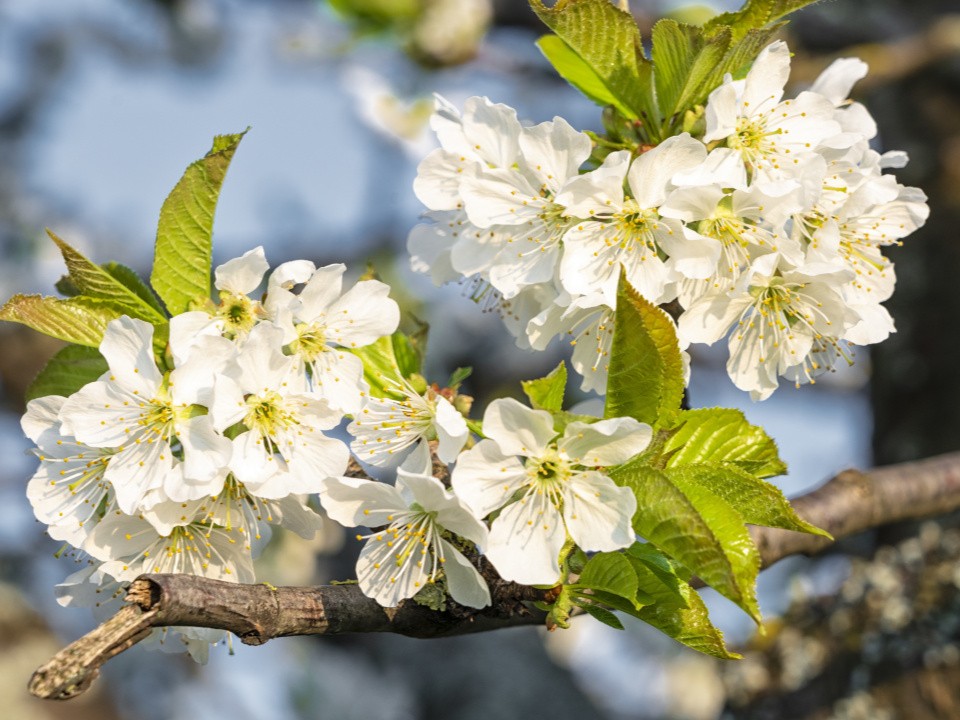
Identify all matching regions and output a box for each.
[452,398,648,585]
[348,381,468,468]
[271,263,400,414]
[704,41,841,188]
[320,446,490,608]
[23,395,117,546]
[59,317,232,513]
[211,322,349,498]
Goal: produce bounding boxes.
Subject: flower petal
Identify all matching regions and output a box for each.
[485,493,565,585]
[435,396,468,463]
[319,475,405,527]
[215,246,269,295]
[563,470,636,552]
[559,418,652,467]
[482,397,556,458]
[440,538,491,608]
[451,439,527,519]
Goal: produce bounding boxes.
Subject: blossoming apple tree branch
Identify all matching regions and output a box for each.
[29,449,960,701]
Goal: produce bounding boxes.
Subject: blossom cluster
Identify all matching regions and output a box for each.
[27,247,399,655]
[408,41,928,399]
[26,244,658,658]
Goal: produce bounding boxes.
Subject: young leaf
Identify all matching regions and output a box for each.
[664,407,786,478]
[151,130,247,315]
[448,366,473,390]
[25,344,107,402]
[604,275,684,427]
[577,602,625,630]
[611,461,761,623]
[530,0,660,138]
[665,463,830,538]
[575,552,642,609]
[522,361,567,413]
[626,545,740,659]
[102,262,167,318]
[46,231,167,323]
[536,35,629,114]
[703,0,819,42]
[391,331,423,379]
[351,333,409,399]
[0,295,119,347]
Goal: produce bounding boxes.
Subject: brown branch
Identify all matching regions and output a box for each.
[30,451,960,702]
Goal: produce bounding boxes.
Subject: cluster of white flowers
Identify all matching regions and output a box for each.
[408,41,928,398]
[26,247,401,656]
[27,242,658,652]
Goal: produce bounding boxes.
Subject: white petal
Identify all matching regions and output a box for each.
[518,116,591,190]
[319,475,405,527]
[810,57,868,105]
[308,350,366,414]
[99,316,162,395]
[284,432,350,495]
[268,495,325,539]
[21,395,66,443]
[169,311,223,366]
[482,397,556,458]
[297,264,346,320]
[451,439,527,519]
[399,472,488,548]
[172,415,232,499]
[461,95,522,168]
[408,216,459,285]
[413,148,474,211]
[563,471,636,551]
[356,534,430,608]
[486,493,565,585]
[627,133,707,210]
[440,538,491,608]
[434,396,468,463]
[559,418,652,467]
[105,440,179,514]
[326,280,400,347]
[399,441,433,476]
[170,333,237,407]
[678,293,750,347]
[844,302,895,345]
[215,246,268,295]
[741,40,790,111]
[556,151,629,218]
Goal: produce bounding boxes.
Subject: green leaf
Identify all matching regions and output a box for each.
[604,275,684,427]
[536,35,627,113]
[577,601,625,630]
[26,344,108,402]
[351,334,406,399]
[530,0,660,137]
[611,462,761,622]
[522,361,567,413]
[102,262,167,318]
[665,463,830,538]
[664,408,786,478]
[576,552,641,608]
[626,544,740,659]
[448,366,473,390]
[46,230,167,323]
[150,130,247,315]
[703,0,818,42]
[391,332,423,379]
[0,294,120,347]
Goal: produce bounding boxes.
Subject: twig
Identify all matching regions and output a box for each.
[29,451,960,701]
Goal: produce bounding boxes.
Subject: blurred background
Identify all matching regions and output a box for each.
[0,0,959,718]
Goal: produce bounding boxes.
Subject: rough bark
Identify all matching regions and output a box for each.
[29,451,960,702]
